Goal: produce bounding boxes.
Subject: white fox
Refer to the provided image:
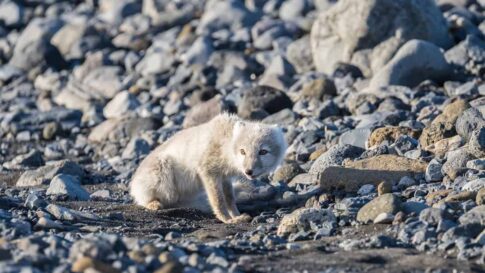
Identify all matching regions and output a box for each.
[130,113,287,223]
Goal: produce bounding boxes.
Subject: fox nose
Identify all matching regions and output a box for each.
[245,169,253,176]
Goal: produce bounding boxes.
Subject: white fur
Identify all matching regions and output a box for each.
[129,113,287,223]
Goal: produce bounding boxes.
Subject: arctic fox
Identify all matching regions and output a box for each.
[130,113,287,223]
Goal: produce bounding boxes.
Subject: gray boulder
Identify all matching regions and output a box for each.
[369,40,452,89]
[310,0,452,77]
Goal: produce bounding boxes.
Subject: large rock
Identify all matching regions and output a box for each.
[319,155,427,192]
[16,160,85,187]
[238,86,293,119]
[369,40,452,89]
[8,18,66,72]
[310,0,451,77]
[356,194,402,223]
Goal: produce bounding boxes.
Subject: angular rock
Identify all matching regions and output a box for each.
[103,91,140,119]
[467,127,485,158]
[420,99,469,148]
[456,107,485,142]
[442,148,473,179]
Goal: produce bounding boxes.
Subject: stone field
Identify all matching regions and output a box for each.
[0,0,485,272]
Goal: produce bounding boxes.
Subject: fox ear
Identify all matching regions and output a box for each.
[234,121,246,135]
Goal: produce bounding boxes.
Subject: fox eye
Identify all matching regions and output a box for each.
[240,149,246,155]
[259,149,268,155]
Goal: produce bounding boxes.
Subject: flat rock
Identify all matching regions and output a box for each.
[319,155,426,192]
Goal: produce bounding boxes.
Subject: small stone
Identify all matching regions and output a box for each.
[122,137,151,159]
[16,160,85,187]
[47,174,89,201]
[459,205,485,226]
[277,208,335,236]
[300,77,337,100]
[467,127,485,158]
[442,148,473,180]
[272,162,303,183]
[373,213,394,224]
[466,159,485,170]
[477,188,485,205]
[238,85,293,120]
[357,184,375,196]
[72,256,119,273]
[103,91,140,119]
[24,193,48,209]
[425,159,444,182]
[356,194,402,224]
[90,190,111,200]
[43,122,60,140]
[9,150,44,168]
[309,144,364,175]
[462,179,485,192]
[377,181,392,196]
[368,126,420,148]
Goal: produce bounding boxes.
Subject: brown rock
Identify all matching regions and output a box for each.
[367,127,420,148]
[154,262,183,273]
[356,194,402,224]
[419,99,469,148]
[309,147,327,161]
[300,77,337,100]
[344,155,427,172]
[72,256,120,273]
[425,189,452,205]
[378,181,393,196]
[477,188,485,205]
[425,135,464,156]
[444,191,477,203]
[318,155,426,192]
[272,162,304,183]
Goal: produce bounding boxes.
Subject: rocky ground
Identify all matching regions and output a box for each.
[1,0,485,272]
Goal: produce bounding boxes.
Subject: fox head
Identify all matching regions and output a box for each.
[231,120,287,180]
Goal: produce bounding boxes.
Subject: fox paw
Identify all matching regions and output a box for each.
[145,200,162,211]
[226,213,252,224]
